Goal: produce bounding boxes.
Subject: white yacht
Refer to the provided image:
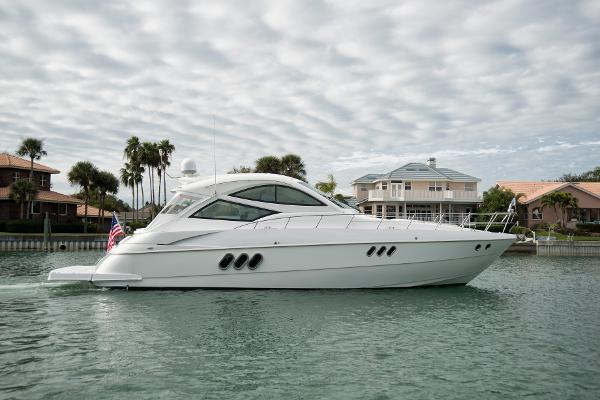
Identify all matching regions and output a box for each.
[48,167,515,289]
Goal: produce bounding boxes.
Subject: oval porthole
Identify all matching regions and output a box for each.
[377,246,387,256]
[248,253,263,270]
[387,246,396,256]
[475,244,482,251]
[234,253,249,269]
[485,244,491,250]
[367,246,376,256]
[219,253,235,270]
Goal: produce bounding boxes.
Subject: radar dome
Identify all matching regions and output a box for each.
[180,158,197,176]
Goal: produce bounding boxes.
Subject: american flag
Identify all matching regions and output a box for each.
[107,212,124,252]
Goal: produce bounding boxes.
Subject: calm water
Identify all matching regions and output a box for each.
[0,252,599,399]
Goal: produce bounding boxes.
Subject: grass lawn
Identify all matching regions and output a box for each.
[534,230,600,241]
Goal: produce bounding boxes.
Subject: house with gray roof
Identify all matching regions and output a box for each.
[351,158,482,221]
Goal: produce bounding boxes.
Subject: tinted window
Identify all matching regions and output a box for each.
[275,186,323,206]
[232,185,276,202]
[190,200,276,221]
[232,185,324,206]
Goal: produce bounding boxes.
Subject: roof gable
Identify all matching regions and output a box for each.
[496,181,600,203]
[351,162,481,183]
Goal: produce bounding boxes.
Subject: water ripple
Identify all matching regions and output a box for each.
[0,253,599,399]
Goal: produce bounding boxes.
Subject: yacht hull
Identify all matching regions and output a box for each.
[49,237,514,289]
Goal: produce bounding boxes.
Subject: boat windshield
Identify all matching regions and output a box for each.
[298,182,356,210]
[161,193,207,215]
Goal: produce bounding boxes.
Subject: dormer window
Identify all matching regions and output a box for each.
[12,171,19,182]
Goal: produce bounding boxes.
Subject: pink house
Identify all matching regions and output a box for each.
[496,181,600,228]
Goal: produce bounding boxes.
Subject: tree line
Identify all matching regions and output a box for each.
[8,136,176,232]
[119,136,175,222]
[230,155,349,204]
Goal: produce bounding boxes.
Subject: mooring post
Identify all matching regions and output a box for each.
[43,212,50,252]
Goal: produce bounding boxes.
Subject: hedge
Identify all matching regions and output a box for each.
[0,220,94,233]
[577,224,600,233]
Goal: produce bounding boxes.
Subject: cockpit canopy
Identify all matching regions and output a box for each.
[147,174,356,230]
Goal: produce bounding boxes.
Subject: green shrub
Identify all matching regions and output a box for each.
[5,220,44,233]
[52,224,85,233]
[125,221,149,232]
[531,222,549,231]
[577,224,600,233]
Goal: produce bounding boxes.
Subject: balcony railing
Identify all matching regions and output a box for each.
[367,189,481,202]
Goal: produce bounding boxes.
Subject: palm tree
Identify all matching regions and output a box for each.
[94,170,119,232]
[16,137,47,181]
[254,156,283,174]
[124,136,144,213]
[16,138,46,217]
[228,166,253,174]
[280,154,307,182]
[120,164,136,220]
[68,161,98,233]
[9,179,38,219]
[540,191,578,227]
[141,141,161,215]
[540,192,561,225]
[558,192,578,226]
[158,139,175,206]
[315,174,337,196]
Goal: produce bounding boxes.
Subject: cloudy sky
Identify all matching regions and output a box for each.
[1,0,599,202]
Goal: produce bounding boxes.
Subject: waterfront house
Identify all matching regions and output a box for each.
[0,153,80,223]
[496,181,600,228]
[351,158,482,221]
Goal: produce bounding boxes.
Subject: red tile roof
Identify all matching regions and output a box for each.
[497,181,600,203]
[77,204,113,218]
[0,187,82,204]
[0,153,60,174]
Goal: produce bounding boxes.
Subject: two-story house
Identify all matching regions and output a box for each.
[351,158,482,222]
[0,153,81,222]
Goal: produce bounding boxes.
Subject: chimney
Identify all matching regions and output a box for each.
[427,157,437,168]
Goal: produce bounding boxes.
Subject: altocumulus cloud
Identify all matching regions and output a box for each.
[0,0,599,199]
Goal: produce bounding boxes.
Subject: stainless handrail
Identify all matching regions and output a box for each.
[234,211,517,232]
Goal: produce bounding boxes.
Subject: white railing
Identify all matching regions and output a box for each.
[367,189,481,202]
[234,212,516,233]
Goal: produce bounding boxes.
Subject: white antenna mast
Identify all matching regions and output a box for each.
[212,114,217,196]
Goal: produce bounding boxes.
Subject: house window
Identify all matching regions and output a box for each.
[446,182,450,191]
[386,205,396,219]
[381,183,388,190]
[31,201,41,215]
[376,205,383,217]
[404,181,412,191]
[428,182,443,192]
[532,207,543,220]
[363,205,372,215]
[59,203,68,215]
[40,175,47,187]
[360,186,367,192]
[12,172,19,182]
[464,183,475,192]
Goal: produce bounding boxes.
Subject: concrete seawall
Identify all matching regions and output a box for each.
[537,240,600,256]
[0,235,107,251]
